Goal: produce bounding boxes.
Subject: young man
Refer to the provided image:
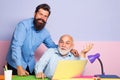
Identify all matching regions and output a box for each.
[35,34,93,79]
[6,4,79,76]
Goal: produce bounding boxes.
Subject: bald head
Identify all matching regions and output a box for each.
[59,34,73,43]
[58,34,74,56]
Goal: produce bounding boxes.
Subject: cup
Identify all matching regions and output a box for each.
[4,70,12,80]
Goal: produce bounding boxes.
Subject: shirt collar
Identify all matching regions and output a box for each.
[55,48,72,57]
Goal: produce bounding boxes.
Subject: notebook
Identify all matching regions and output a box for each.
[52,60,87,80]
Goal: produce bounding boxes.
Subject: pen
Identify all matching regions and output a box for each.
[42,77,44,80]
[3,67,5,71]
[5,65,8,71]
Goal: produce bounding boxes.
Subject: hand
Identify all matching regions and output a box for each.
[17,66,29,76]
[80,43,94,57]
[70,49,79,57]
[36,72,46,79]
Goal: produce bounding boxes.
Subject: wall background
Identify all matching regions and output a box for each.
[0,0,120,41]
[0,0,120,76]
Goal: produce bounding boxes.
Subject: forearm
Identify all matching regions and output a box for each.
[12,22,26,66]
[17,66,23,71]
[12,46,22,66]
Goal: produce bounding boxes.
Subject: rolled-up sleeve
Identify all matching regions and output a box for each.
[43,33,58,48]
[11,22,26,66]
[35,49,52,74]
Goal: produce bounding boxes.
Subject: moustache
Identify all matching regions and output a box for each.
[36,18,45,23]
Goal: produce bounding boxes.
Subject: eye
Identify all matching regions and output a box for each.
[44,15,48,18]
[66,42,70,45]
[60,41,63,43]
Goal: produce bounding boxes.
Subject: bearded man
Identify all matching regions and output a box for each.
[6,4,79,76]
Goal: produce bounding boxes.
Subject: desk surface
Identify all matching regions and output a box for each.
[0,75,49,80]
[0,75,120,80]
[58,78,120,80]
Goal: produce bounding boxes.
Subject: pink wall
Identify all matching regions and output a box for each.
[0,41,10,74]
[0,41,120,76]
[74,41,120,76]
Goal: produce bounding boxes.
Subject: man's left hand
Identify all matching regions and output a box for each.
[70,49,79,57]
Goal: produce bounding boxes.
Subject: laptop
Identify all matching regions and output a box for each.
[52,60,87,80]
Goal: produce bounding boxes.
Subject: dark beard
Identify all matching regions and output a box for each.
[33,18,46,31]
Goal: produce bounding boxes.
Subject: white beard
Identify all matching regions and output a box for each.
[58,48,71,56]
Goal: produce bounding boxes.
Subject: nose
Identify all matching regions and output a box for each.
[40,15,47,22]
[61,43,66,47]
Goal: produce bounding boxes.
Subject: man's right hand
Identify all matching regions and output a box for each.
[36,72,46,79]
[17,66,29,76]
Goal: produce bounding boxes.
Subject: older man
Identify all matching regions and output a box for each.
[35,34,93,79]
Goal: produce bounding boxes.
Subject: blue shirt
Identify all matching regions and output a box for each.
[6,18,57,73]
[35,48,86,78]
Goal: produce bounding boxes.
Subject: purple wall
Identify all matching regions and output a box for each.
[0,0,120,41]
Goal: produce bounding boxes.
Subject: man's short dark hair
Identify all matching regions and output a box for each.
[35,3,51,16]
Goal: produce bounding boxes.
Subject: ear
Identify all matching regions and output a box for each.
[34,12,36,17]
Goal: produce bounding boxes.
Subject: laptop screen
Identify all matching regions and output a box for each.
[52,60,87,80]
